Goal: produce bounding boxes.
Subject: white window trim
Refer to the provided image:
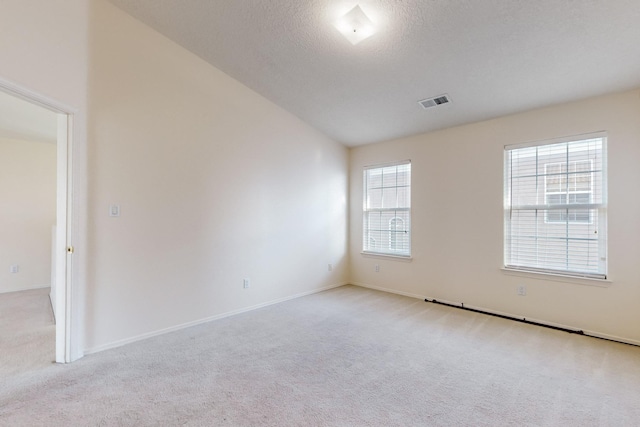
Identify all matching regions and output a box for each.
[361,251,413,261]
[500,267,611,287]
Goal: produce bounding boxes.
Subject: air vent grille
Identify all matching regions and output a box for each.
[418,94,451,109]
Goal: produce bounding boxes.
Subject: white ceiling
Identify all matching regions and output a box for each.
[0,90,57,144]
[108,0,640,147]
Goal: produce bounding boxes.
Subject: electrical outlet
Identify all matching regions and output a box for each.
[517,285,527,296]
[328,263,333,271]
[9,265,19,274]
[243,278,250,289]
[375,264,380,273]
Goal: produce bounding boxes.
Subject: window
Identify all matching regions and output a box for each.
[504,134,606,279]
[363,161,411,257]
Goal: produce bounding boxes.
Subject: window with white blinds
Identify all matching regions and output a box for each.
[504,134,607,279]
[363,161,411,257]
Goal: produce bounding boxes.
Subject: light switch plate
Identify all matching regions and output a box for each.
[109,205,120,217]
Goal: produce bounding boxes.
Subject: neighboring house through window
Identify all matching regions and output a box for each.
[545,160,592,223]
[363,161,411,257]
[504,134,606,279]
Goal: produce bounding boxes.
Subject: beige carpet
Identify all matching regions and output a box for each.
[0,287,55,378]
[1,285,639,426]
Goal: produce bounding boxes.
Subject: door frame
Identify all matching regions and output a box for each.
[0,78,77,363]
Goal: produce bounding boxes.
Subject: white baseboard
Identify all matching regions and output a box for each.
[350,282,640,347]
[349,281,427,301]
[0,284,50,294]
[84,282,348,355]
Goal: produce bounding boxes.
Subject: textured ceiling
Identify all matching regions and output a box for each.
[0,90,57,144]
[108,0,640,146]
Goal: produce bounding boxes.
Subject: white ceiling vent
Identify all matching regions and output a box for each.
[418,94,451,109]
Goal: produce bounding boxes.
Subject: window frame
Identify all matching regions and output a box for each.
[504,133,607,280]
[362,160,411,258]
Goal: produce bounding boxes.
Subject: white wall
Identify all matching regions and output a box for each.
[0,0,89,359]
[350,89,640,344]
[0,138,56,293]
[84,1,348,351]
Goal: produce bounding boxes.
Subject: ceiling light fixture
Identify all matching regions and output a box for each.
[334,5,376,45]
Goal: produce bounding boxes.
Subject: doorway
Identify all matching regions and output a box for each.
[0,82,74,364]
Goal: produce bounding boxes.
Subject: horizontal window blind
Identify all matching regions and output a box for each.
[504,135,607,279]
[363,161,411,257]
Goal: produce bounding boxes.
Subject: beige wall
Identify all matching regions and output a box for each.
[350,89,640,344]
[84,1,348,351]
[0,0,88,106]
[0,138,56,293]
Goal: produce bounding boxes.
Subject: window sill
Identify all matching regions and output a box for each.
[500,267,611,288]
[361,252,413,262]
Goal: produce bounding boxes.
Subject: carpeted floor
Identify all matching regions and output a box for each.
[1,285,639,426]
[0,287,55,378]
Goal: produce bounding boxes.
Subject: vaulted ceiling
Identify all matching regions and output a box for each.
[108,0,640,146]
